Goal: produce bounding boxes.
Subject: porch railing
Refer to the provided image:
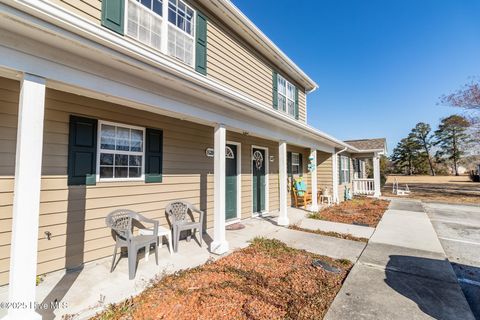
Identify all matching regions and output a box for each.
[352,178,375,195]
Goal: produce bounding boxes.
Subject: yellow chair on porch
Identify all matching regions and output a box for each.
[292,177,312,208]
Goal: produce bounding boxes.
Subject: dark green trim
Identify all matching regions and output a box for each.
[67,116,98,186]
[101,0,125,35]
[294,87,299,120]
[298,153,303,177]
[145,128,163,183]
[195,11,208,75]
[272,71,278,109]
[287,151,292,178]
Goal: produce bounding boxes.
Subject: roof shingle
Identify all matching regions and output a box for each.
[344,138,386,151]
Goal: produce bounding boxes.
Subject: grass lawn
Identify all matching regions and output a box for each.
[308,197,390,227]
[93,238,352,320]
[384,175,480,205]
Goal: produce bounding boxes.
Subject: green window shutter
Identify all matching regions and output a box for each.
[195,11,208,75]
[299,153,303,177]
[68,116,98,186]
[272,71,278,109]
[295,87,299,120]
[287,151,292,178]
[145,128,163,183]
[101,0,125,35]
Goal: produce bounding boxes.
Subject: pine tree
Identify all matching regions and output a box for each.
[411,122,436,176]
[391,134,422,175]
[434,115,471,176]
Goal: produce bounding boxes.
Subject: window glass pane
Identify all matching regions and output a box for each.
[288,100,295,116]
[116,127,130,151]
[129,155,142,166]
[115,167,128,178]
[140,0,152,9]
[129,167,142,178]
[101,125,115,150]
[100,153,114,166]
[153,0,162,15]
[115,154,129,166]
[292,153,299,165]
[100,166,113,178]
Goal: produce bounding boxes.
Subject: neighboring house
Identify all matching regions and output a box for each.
[0,0,385,318]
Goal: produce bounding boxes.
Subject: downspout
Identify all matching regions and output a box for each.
[332,147,347,204]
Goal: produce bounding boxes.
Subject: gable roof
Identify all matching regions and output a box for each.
[344,138,387,152]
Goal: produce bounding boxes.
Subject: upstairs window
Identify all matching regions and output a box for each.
[125,0,195,67]
[127,0,164,51]
[167,0,195,66]
[277,74,296,117]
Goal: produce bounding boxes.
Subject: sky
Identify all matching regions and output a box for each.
[231,0,480,154]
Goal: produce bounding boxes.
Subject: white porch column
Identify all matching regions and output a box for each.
[310,149,319,212]
[332,152,339,204]
[211,123,229,254]
[373,153,381,197]
[6,74,46,320]
[278,140,289,226]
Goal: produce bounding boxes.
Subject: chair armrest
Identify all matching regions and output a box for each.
[137,216,159,235]
[191,206,204,224]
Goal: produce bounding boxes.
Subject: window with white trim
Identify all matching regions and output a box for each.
[340,156,350,184]
[98,121,145,180]
[127,0,164,51]
[126,0,195,67]
[277,74,296,117]
[292,152,300,174]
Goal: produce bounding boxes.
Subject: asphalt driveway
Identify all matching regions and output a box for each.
[424,202,480,319]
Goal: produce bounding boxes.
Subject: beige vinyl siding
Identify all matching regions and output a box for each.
[298,89,306,122]
[317,151,333,195]
[0,80,284,285]
[0,77,19,285]
[49,0,101,23]
[206,19,272,107]
[47,0,309,123]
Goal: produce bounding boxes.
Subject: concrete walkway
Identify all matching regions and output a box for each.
[0,207,365,320]
[325,199,475,320]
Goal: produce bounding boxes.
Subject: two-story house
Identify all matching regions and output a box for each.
[0,0,385,318]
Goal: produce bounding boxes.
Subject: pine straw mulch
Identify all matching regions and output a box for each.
[92,238,352,320]
[289,225,369,243]
[308,197,390,227]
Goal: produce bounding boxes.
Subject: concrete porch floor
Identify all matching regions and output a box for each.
[0,207,365,320]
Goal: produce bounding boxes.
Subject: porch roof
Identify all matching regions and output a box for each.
[344,138,387,154]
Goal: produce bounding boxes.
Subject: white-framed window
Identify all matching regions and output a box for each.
[292,152,300,174]
[97,121,146,181]
[167,0,195,66]
[277,74,296,117]
[125,0,195,67]
[127,0,164,51]
[339,156,350,184]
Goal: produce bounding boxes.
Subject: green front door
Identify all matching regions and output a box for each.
[252,148,266,214]
[225,144,237,221]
